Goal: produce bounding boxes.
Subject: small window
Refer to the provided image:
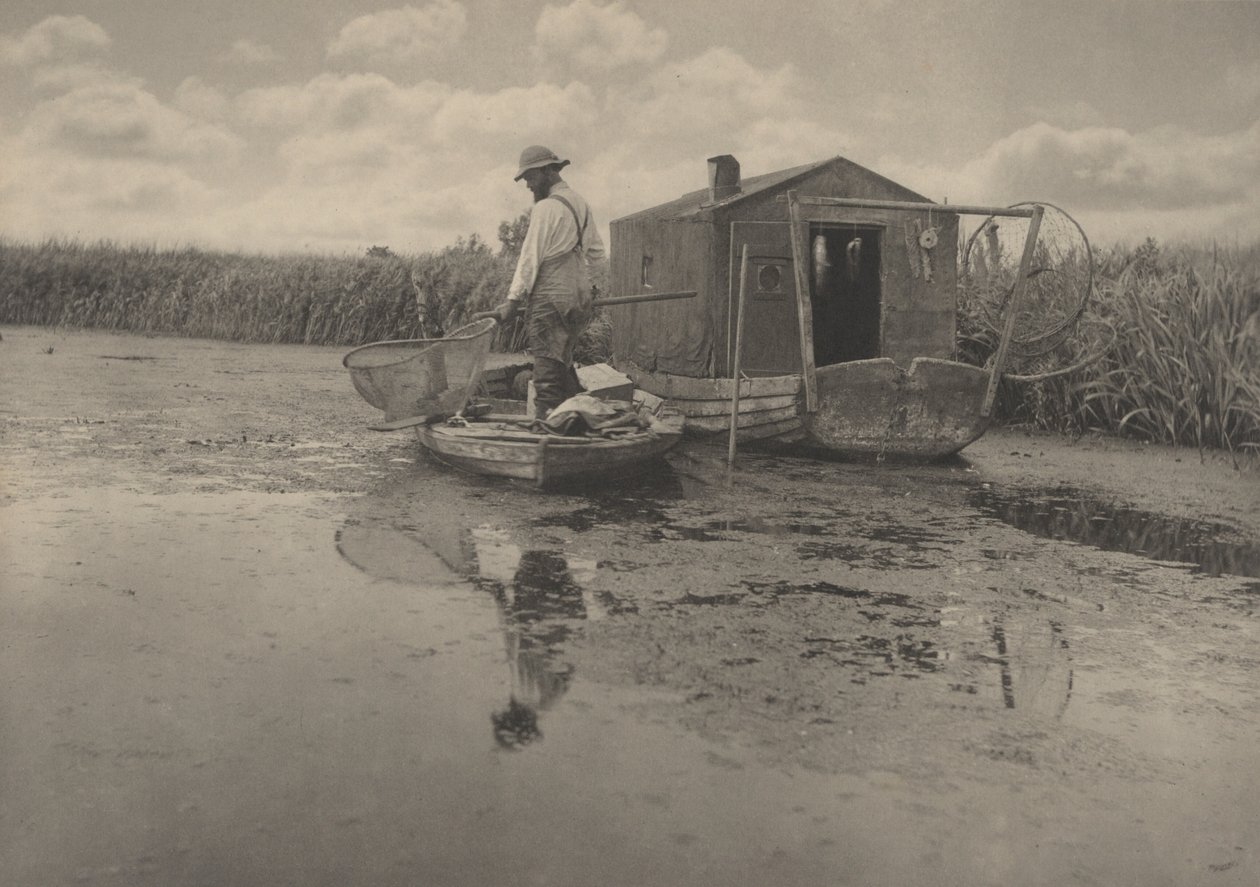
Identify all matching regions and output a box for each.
[641,255,653,288]
[757,263,782,292]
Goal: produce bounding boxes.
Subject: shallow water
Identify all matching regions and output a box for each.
[969,483,1260,579]
[3,325,1259,886]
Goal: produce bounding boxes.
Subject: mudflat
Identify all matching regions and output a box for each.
[3,326,1258,887]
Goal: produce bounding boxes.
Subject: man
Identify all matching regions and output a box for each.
[479,145,607,418]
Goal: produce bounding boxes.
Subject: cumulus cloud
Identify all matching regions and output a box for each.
[534,0,667,71]
[879,120,1260,245]
[224,45,853,252]
[223,38,280,66]
[600,47,844,175]
[327,1,467,66]
[0,15,110,66]
[1225,61,1260,106]
[174,77,232,122]
[968,121,1260,212]
[235,73,449,134]
[430,81,597,145]
[28,62,143,93]
[0,138,224,245]
[24,82,244,163]
[1026,100,1105,130]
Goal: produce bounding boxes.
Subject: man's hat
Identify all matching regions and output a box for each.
[514,145,570,181]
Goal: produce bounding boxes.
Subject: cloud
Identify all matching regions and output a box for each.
[1026,100,1105,130]
[327,1,467,66]
[878,120,1260,246]
[235,73,449,134]
[534,0,667,72]
[24,82,244,163]
[598,47,847,181]
[223,39,281,66]
[883,121,1260,210]
[972,122,1260,212]
[174,77,232,122]
[0,15,110,66]
[28,62,144,93]
[1225,61,1260,106]
[430,81,597,145]
[0,141,223,245]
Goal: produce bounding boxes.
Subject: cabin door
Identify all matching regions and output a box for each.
[809,224,882,366]
[729,223,801,376]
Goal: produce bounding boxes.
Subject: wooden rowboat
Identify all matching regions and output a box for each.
[416,411,683,488]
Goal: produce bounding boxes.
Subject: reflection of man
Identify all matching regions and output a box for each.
[484,548,587,750]
[478,145,607,418]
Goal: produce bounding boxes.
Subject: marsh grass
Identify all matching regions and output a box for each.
[3,236,1254,451]
[0,235,613,361]
[960,239,1260,453]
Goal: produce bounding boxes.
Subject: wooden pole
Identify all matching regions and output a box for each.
[786,190,819,413]
[727,244,750,466]
[982,203,1044,417]
[591,290,697,308]
[783,195,1038,219]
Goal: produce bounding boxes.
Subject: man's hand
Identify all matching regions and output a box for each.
[472,300,521,325]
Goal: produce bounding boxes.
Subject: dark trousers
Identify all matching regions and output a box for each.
[532,356,582,418]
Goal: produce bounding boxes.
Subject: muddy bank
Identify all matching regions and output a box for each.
[2,326,1258,887]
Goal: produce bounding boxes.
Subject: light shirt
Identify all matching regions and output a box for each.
[507,181,607,301]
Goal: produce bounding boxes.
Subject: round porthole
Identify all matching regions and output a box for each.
[758,264,781,291]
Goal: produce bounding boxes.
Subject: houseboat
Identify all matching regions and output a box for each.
[606,154,1045,459]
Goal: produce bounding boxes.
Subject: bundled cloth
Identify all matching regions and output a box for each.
[540,394,650,437]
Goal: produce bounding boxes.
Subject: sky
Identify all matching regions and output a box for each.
[1,0,1258,255]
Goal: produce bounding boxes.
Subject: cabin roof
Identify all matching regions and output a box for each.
[613,155,931,224]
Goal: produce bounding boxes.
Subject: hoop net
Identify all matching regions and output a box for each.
[342,317,497,421]
[960,203,1093,358]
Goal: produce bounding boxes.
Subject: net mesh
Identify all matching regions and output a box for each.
[960,203,1093,358]
[343,317,497,421]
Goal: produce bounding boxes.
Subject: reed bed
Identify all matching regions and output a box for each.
[961,239,1260,454]
[0,235,613,363]
[3,235,1254,451]
[0,236,512,344]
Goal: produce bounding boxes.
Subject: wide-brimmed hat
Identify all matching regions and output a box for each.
[513,145,570,181]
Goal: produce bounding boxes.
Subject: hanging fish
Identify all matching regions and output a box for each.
[812,234,830,288]
[846,237,862,281]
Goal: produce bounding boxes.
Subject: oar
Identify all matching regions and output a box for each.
[368,402,494,432]
[369,290,696,431]
[368,415,441,431]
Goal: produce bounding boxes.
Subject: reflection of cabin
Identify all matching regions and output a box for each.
[608,155,960,380]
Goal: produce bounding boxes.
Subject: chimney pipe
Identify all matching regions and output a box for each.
[707,155,740,203]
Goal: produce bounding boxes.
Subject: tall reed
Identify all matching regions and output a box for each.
[0,234,616,360]
[960,239,1260,453]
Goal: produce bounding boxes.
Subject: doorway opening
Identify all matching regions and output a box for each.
[809,224,882,366]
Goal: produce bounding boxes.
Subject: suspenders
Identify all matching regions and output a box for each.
[548,193,588,252]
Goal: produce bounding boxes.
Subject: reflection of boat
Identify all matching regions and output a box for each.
[416,406,683,489]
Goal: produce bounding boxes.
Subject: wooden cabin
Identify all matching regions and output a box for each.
[608,154,961,383]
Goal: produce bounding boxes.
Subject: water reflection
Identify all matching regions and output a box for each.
[469,528,593,750]
[946,609,1074,718]
[336,513,609,750]
[969,483,1260,579]
[669,578,1074,713]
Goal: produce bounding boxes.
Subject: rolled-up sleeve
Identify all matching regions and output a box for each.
[508,202,560,301]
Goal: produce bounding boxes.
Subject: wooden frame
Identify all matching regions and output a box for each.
[784,191,1043,417]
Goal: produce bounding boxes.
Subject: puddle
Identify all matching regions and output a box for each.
[337,511,632,750]
[969,484,1260,578]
